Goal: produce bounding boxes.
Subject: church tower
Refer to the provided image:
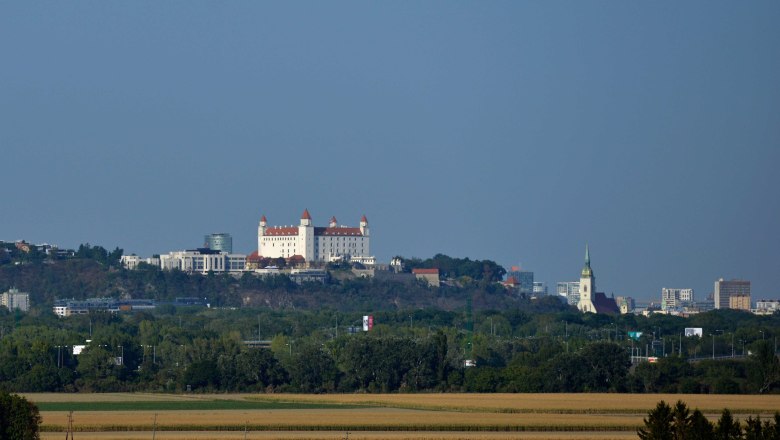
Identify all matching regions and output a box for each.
[577,245,597,313]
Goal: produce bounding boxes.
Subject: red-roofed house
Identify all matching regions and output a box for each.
[258,210,374,265]
[412,268,440,287]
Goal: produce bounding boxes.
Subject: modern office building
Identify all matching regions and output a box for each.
[1,287,30,312]
[755,299,780,314]
[257,210,374,265]
[158,248,246,274]
[533,281,548,296]
[204,233,233,254]
[729,294,751,311]
[661,288,695,310]
[714,278,751,310]
[506,266,534,295]
[557,281,580,305]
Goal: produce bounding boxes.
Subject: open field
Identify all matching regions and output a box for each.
[25,393,780,440]
[40,431,640,440]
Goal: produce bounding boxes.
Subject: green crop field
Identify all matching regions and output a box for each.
[37,400,363,412]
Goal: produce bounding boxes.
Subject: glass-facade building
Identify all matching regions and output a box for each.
[204,233,233,254]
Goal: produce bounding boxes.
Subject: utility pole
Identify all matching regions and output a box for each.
[679,333,682,357]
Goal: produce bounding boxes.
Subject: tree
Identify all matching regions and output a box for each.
[638,400,674,440]
[0,390,41,440]
[689,409,715,440]
[715,409,743,440]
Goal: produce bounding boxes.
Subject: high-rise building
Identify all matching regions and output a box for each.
[506,266,534,295]
[1,287,30,312]
[204,233,233,254]
[532,281,548,296]
[661,288,694,310]
[729,294,751,311]
[714,278,750,310]
[557,281,580,305]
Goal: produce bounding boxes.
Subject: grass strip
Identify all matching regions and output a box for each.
[37,400,362,412]
[243,397,777,416]
[40,423,643,432]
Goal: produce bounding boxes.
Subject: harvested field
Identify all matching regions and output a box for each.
[40,408,645,431]
[26,393,780,440]
[40,431,639,440]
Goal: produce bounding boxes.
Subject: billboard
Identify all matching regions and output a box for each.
[362,315,374,331]
[685,327,703,337]
[627,331,643,341]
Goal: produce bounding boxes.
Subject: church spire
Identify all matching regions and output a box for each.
[581,244,593,278]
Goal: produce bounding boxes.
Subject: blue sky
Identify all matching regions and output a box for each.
[2,2,778,302]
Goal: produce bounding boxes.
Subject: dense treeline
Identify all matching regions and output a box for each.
[1,246,779,394]
[0,256,524,311]
[639,400,780,439]
[400,254,507,283]
[0,305,778,394]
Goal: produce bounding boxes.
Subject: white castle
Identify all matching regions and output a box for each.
[257,209,375,265]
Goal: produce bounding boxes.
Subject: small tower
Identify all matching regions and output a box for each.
[359,214,369,237]
[329,216,338,228]
[300,209,312,226]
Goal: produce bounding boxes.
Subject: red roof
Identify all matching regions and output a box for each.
[413,268,439,275]
[593,292,620,314]
[314,227,363,236]
[247,251,262,262]
[260,215,267,222]
[505,276,519,285]
[361,215,368,223]
[301,209,312,220]
[264,227,298,236]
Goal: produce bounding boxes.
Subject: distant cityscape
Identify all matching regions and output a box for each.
[2,209,778,317]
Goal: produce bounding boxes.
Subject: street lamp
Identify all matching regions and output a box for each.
[730,333,734,358]
[713,330,723,359]
[710,334,715,359]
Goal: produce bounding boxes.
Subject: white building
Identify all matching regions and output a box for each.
[557,281,580,305]
[158,249,246,274]
[1,287,30,312]
[120,255,160,270]
[257,210,374,265]
[533,281,548,296]
[755,299,780,315]
[661,288,695,310]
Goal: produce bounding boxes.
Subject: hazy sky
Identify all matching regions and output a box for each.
[2,2,779,302]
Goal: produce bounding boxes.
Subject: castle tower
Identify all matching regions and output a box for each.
[257,215,267,254]
[359,214,369,237]
[577,245,596,313]
[298,209,314,262]
[329,216,337,228]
